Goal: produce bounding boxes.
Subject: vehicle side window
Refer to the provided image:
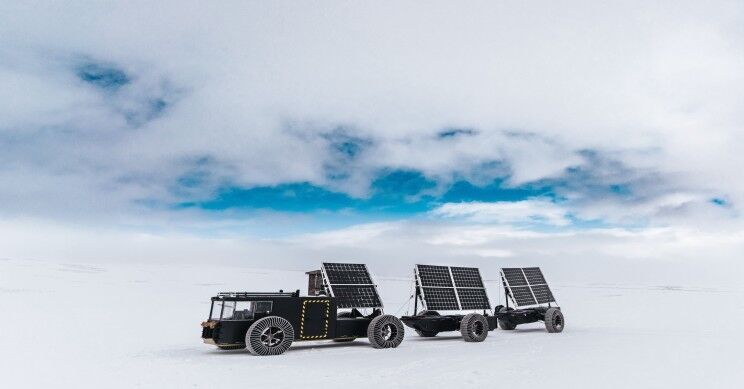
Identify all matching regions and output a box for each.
[221,301,235,320]
[255,301,272,314]
[228,301,254,320]
[210,301,222,320]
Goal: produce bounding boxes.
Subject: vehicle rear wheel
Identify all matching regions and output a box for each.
[367,315,405,349]
[498,307,517,330]
[246,316,294,356]
[217,344,246,350]
[544,308,564,333]
[460,313,489,342]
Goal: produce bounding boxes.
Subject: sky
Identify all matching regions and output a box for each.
[1,1,743,282]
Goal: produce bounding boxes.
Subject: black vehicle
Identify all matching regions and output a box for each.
[493,267,564,333]
[201,262,405,355]
[400,264,497,342]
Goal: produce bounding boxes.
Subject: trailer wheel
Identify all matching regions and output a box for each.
[246,316,294,356]
[367,315,405,349]
[544,308,564,333]
[217,344,246,350]
[332,337,356,342]
[460,313,489,342]
[498,307,517,330]
[417,310,440,316]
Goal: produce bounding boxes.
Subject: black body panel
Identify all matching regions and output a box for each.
[400,313,497,333]
[336,317,373,338]
[201,292,377,347]
[494,304,559,325]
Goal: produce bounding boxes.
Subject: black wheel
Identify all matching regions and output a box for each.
[246,316,294,356]
[217,344,246,350]
[460,313,489,342]
[417,310,440,316]
[367,314,405,349]
[332,337,356,342]
[498,307,517,330]
[544,308,564,333]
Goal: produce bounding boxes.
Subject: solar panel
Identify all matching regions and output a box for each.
[451,267,484,288]
[421,287,460,310]
[501,267,556,307]
[415,264,491,311]
[331,285,383,308]
[322,263,373,285]
[457,288,491,310]
[321,262,383,308]
[510,286,537,306]
[417,265,453,287]
[523,267,546,285]
[531,284,554,304]
[501,268,528,286]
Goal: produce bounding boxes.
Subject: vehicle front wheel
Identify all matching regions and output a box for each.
[367,315,405,349]
[544,308,564,333]
[460,313,489,342]
[246,316,294,356]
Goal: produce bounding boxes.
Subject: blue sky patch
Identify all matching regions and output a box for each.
[323,129,371,159]
[76,62,130,90]
[710,197,728,207]
[182,168,554,216]
[438,128,477,138]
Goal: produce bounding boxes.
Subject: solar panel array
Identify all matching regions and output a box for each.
[321,262,382,308]
[416,264,491,311]
[501,267,555,307]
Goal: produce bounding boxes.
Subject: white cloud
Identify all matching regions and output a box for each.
[0,0,743,232]
[431,200,571,226]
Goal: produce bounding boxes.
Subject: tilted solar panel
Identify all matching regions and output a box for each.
[451,267,484,288]
[522,267,546,285]
[501,268,528,286]
[530,284,554,304]
[331,285,382,308]
[510,286,537,306]
[421,287,460,311]
[322,263,373,285]
[417,264,453,287]
[500,267,556,307]
[321,262,382,308]
[415,264,491,311]
[457,288,491,310]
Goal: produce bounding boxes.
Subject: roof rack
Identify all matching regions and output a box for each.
[216,291,299,298]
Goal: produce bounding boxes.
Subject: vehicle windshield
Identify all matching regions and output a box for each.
[210,300,254,321]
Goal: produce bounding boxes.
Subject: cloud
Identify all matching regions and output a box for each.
[0,0,742,237]
[431,200,572,227]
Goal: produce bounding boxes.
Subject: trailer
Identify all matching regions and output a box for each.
[400,264,497,342]
[494,267,564,333]
[200,262,405,355]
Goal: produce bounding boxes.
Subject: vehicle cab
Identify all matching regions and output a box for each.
[201,291,299,350]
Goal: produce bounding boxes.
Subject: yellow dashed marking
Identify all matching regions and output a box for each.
[300,299,330,339]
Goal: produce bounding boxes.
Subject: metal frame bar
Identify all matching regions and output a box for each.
[448,266,463,310]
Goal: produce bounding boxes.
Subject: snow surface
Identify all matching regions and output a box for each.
[1,257,742,388]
